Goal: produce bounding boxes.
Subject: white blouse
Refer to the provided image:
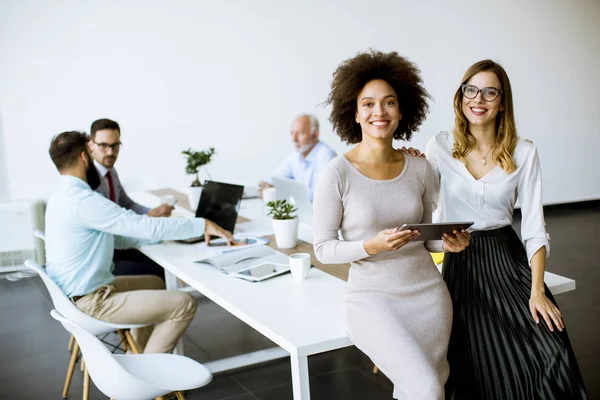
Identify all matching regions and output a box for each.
[425,131,550,264]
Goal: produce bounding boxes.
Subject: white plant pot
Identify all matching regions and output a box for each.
[272,218,299,249]
[187,186,203,212]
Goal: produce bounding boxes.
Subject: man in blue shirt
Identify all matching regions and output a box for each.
[258,114,337,202]
[45,131,234,354]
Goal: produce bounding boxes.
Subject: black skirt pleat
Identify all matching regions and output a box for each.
[443,225,588,400]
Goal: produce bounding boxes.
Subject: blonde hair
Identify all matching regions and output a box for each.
[452,60,518,173]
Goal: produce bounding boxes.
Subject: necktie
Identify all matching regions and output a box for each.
[106,171,116,202]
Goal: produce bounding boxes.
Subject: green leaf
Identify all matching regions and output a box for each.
[182,147,216,181]
[265,199,297,220]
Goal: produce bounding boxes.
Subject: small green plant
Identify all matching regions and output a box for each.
[182,147,215,187]
[266,199,297,220]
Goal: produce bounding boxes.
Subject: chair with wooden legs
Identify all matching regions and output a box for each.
[51,310,212,400]
[24,259,150,399]
[32,230,147,397]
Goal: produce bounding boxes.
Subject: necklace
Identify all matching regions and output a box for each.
[476,145,495,165]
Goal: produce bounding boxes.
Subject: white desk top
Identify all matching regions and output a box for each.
[132,191,350,357]
[130,191,576,357]
[139,241,351,357]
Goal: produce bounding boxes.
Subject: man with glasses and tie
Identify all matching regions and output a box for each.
[90,118,172,279]
[90,119,172,217]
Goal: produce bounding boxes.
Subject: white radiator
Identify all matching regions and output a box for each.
[0,200,45,273]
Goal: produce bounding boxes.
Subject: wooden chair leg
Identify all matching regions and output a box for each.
[62,341,79,398]
[176,391,186,400]
[124,330,141,354]
[83,364,91,400]
[81,357,85,372]
[68,335,75,352]
[372,365,379,374]
[117,329,128,352]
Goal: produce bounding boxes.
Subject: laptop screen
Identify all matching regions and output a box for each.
[195,181,245,233]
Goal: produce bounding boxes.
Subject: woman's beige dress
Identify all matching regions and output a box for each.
[313,155,452,400]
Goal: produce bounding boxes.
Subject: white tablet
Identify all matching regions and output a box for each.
[399,221,474,242]
[230,262,290,282]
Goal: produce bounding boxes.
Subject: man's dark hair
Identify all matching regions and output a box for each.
[49,131,90,171]
[90,118,120,139]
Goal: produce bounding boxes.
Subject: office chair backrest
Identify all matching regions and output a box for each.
[24,260,128,336]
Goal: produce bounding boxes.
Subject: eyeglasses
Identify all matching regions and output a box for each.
[93,141,122,151]
[461,84,502,102]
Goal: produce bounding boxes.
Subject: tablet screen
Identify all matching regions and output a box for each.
[236,263,289,279]
[399,221,474,242]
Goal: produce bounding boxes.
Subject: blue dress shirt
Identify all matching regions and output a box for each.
[45,175,205,297]
[268,141,336,202]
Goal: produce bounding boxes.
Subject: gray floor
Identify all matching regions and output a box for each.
[1,203,598,399]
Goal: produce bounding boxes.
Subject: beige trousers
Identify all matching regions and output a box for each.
[74,275,197,354]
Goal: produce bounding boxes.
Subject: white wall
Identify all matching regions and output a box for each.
[1,0,599,204]
[0,105,9,200]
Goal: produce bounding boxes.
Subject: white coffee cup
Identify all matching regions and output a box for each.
[160,194,177,206]
[263,187,276,204]
[263,187,277,217]
[289,253,311,282]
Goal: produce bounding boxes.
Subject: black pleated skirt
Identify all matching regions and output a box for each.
[443,225,588,400]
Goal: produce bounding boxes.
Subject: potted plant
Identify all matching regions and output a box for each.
[182,147,215,211]
[266,199,299,249]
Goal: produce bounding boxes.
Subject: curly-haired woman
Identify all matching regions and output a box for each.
[312,50,470,400]
[425,60,588,399]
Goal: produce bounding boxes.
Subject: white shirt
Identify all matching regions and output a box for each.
[267,141,337,202]
[94,160,150,215]
[425,131,549,264]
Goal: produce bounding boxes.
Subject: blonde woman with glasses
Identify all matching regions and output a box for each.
[424,60,588,399]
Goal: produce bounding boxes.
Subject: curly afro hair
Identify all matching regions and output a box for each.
[326,50,430,144]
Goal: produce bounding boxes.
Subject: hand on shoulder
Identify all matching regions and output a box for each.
[398,146,425,158]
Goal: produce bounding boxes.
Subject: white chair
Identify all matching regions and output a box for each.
[33,230,127,349]
[50,309,212,400]
[24,259,150,399]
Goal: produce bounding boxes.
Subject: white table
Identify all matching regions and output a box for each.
[132,192,349,399]
[130,191,576,399]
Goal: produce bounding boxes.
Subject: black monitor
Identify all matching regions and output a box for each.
[194,181,244,233]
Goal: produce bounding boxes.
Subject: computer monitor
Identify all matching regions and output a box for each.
[195,181,245,233]
[271,177,313,224]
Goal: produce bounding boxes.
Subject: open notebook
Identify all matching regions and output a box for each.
[195,246,289,275]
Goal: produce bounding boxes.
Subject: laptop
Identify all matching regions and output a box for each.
[242,186,260,199]
[271,177,313,224]
[179,180,244,244]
